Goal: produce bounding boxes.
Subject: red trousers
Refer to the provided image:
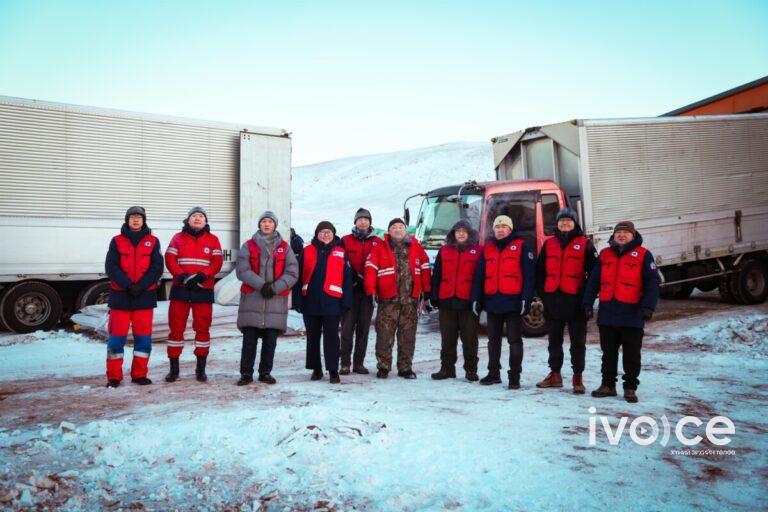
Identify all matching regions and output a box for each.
[167,300,213,357]
[106,308,154,381]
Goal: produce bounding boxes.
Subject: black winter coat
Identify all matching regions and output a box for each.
[536,227,598,321]
[105,224,164,310]
[294,237,354,317]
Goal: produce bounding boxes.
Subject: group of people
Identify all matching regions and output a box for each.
[104,203,659,403]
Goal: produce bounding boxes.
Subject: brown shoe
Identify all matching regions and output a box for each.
[591,384,617,398]
[339,365,351,375]
[572,374,586,394]
[536,371,563,388]
[624,389,638,403]
[353,365,370,375]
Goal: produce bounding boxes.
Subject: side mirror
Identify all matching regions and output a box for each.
[404,208,411,225]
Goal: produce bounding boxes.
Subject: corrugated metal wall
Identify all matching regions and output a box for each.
[584,116,768,226]
[0,103,239,222]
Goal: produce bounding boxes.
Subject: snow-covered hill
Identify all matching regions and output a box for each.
[291,142,494,239]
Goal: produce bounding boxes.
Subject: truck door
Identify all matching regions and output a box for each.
[483,190,541,253]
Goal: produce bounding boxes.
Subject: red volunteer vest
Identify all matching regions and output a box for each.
[598,246,648,304]
[438,244,482,300]
[110,234,159,291]
[240,239,290,296]
[342,234,381,276]
[301,244,346,298]
[483,239,524,295]
[543,236,589,295]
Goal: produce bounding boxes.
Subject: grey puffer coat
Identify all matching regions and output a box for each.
[236,231,299,332]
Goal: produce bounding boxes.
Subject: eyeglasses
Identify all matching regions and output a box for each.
[318,229,334,236]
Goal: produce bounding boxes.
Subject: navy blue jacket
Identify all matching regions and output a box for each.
[105,224,164,310]
[295,237,354,317]
[471,232,536,315]
[290,233,305,310]
[583,233,660,329]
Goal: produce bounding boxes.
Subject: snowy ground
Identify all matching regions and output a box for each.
[1,293,766,511]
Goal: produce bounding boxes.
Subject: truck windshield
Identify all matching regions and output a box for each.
[414,193,483,249]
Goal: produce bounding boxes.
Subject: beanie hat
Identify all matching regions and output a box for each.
[258,211,278,228]
[493,215,514,230]
[613,220,636,235]
[186,205,208,222]
[125,205,146,224]
[354,208,372,223]
[556,207,578,223]
[388,218,406,230]
[314,220,337,237]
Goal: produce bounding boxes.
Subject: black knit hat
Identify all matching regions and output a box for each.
[388,218,406,230]
[125,206,146,224]
[315,220,337,236]
[556,207,578,223]
[354,208,372,223]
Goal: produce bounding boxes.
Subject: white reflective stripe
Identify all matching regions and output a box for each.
[107,352,123,360]
[420,263,431,270]
[302,284,309,291]
[177,259,211,266]
[328,284,343,293]
[377,269,395,276]
[211,250,223,255]
[167,247,178,255]
[194,342,211,347]
[133,351,150,359]
[365,261,379,270]
[167,341,185,346]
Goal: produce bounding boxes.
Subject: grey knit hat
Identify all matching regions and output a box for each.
[613,220,636,235]
[125,206,146,224]
[186,205,208,222]
[258,210,278,228]
[354,208,372,223]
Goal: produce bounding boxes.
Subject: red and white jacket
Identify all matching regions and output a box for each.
[165,227,223,290]
[364,235,431,300]
[342,232,383,279]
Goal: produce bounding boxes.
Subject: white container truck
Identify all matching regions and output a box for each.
[407,114,768,335]
[0,96,292,333]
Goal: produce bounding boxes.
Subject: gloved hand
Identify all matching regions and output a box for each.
[261,282,275,298]
[127,284,142,298]
[472,301,482,316]
[429,297,439,309]
[641,308,654,321]
[185,272,206,289]
[176,273,190,286]
[584,305,594,320]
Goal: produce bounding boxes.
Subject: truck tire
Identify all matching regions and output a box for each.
[0,281,63,333]
[0,286,10,331]
[76,280,111,311]
[718,275,738,303]
[695,279,719,293]
[522,297,547,337]
[731,259,768,305]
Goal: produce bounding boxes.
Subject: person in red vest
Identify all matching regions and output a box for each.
[294,221,354,383]
[164,206,223,383]
[340,208,382,375]
[583,221,660,403]
[429,220,482,382]
[470,215,535,389]
[104,206,164,388]
[535,208,597,394]
[235,211,299,386]
[364,218,431,379]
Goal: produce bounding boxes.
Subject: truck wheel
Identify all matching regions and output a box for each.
[0,286,10,331]
[76,281,111,311]
[522,297,547,337]
[718,275,737,303]
[0,281,63,333]
[731,259,768,305]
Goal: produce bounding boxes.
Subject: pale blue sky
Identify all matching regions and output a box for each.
[1,0,766,165]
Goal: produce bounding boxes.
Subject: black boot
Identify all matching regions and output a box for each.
[329,371,341,384]
[106,380,120,388]
[431,367,456,380]
[479,371,501,385]
[507,372,520,390]
[131,377,152,385]
[165,357,180,383]
[236,375,253,386]
[311,369,323,381]
[258,373,277,384]
[195,355,208,382]
[465,371,479,382]
[397,370,417,379]
[376,369,389,379]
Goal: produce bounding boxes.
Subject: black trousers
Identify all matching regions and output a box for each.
[240,327,279,377]
[598,325,643,390]
[486,312,524,376]
[304,314,341,373]
[439,308,479,372]
[340,286,374,367]
[546,319,587,374]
